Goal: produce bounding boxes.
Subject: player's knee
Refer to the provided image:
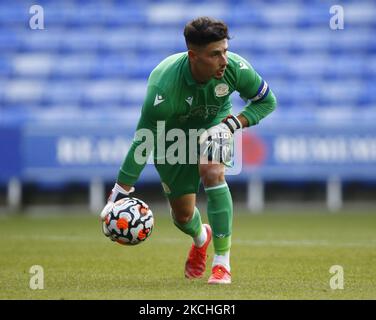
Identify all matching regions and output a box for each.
[169,193,196,224]
[171,208,194,224]
[199,164,225,187]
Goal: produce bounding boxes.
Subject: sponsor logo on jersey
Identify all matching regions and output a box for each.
[178,105,221,123]
[214,83,229,97]
[154,94,165,106]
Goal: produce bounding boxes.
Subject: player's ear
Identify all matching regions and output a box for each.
[188,49,197,61]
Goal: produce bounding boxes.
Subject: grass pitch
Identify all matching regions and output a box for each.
[0,209,375,300]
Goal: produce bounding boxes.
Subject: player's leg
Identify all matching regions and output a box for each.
[169,194,212,279]
[199,161,232,284]
[155,162,212,279]
[169,193,205,246]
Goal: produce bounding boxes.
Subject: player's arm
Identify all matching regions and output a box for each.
[234,56,277,128]
[204,56,277,136]
[100,85,171,220]
[117,85,171,190]
[199,55,276,166]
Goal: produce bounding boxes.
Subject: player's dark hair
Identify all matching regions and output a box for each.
[184,17,230,48]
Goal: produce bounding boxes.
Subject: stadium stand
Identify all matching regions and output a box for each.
[0,0,375,123]
[1,0,375,211]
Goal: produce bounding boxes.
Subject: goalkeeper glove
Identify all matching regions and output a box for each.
[100,183,135,221]
[199,115,242,166]
[100,183,135,237]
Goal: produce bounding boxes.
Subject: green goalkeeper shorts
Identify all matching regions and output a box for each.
[155,161,201,199]
[153,128,202,199]
[153,113,233,199]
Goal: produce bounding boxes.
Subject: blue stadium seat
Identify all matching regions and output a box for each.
[0,0,375,119]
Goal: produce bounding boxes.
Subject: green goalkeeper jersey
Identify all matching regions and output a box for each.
[118,51,277,185]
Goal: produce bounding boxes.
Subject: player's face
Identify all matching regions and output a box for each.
[189,39,229,82]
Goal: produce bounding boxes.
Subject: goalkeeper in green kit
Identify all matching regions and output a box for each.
[100,17,277,284]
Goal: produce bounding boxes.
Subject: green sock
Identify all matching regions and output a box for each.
[205,183,233,255]
[172,207,202,238]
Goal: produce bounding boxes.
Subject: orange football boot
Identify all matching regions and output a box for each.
[184,224,212,279]
[208,265,231,284]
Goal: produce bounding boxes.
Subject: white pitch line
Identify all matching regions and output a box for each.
[1,235,376,248]
[154,238,376,248]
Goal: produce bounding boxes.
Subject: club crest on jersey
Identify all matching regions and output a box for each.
[214,83,229,97]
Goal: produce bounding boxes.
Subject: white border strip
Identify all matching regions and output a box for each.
[204,183,228,192]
